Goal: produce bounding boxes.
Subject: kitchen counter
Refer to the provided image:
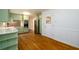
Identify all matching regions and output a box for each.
[0,27,18,50]
[0,27,18,35]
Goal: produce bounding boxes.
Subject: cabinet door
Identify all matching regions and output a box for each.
[10,13,22,20]
[0,9,9,22]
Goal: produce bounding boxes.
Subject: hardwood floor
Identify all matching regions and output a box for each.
[18,32,79,50]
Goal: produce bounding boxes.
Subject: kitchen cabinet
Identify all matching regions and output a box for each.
[10,13,22,20]
[17,27,29,33]
[0,9,9,22]
[0,27,18,50]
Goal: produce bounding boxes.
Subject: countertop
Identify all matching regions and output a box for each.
[0,27,18,35]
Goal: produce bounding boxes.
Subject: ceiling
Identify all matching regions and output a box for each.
[10,9,46,15]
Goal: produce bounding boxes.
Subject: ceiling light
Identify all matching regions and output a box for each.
[23,12,31,15]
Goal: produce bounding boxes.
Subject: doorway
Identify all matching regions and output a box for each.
[34,19,40,34]
[34,14,42,34]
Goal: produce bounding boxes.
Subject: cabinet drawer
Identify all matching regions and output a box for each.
[3,45,18,50]
[0,37,18,49]
[0,33,17,41]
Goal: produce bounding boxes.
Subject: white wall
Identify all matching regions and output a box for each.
[42,9,79,48]
[29,18,33,30]
[29,15,37,31]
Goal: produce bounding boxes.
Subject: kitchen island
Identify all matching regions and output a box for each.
[0,27,18,50]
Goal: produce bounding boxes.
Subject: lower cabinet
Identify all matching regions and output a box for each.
[0,32,18,50]
[18,27,29,33]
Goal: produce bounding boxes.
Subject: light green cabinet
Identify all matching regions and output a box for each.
[17,27,29,33]
[0,32,18,50]
[0,9,9,22]
[10,13,22,20]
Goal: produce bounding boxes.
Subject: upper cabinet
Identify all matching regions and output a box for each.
[10,13,22,20]
[0,9,9,22]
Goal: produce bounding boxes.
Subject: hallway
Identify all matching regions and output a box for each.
[18,32,79,50]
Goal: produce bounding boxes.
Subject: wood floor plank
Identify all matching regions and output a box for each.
[18,32,79,50]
